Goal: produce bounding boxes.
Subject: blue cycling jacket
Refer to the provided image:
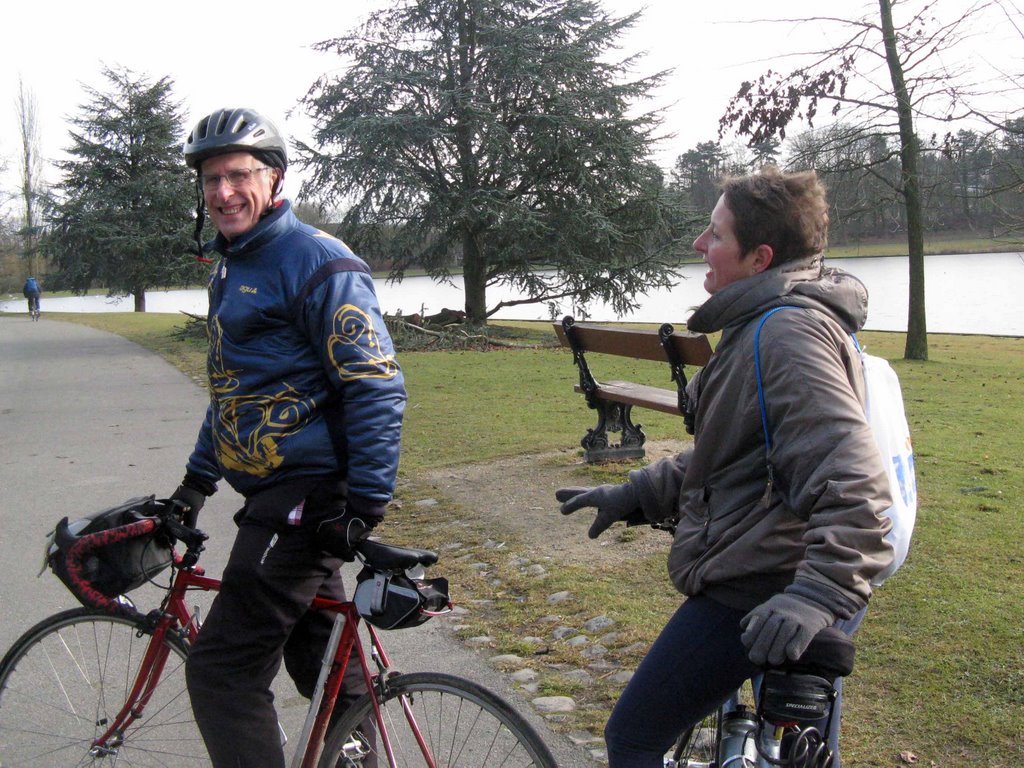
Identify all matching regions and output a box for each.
[185,201,406,512]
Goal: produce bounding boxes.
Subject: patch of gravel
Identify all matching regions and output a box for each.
[420,438,691,760]
[422,439,688,567]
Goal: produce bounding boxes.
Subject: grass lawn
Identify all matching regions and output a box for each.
[40,311,1024,767]
[826,233,1022,258]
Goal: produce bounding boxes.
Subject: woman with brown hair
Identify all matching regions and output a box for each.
[559,167,894,766]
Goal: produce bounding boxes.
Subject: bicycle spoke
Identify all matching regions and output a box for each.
[0,609,211,767]
[319,672,555,768]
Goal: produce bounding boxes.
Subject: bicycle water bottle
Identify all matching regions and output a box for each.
[718,706,758,767]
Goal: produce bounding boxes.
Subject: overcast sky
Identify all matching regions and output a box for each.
[0,0,1014,207]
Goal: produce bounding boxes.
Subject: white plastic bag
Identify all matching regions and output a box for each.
[858,348,917,586]
[755,307,917,587]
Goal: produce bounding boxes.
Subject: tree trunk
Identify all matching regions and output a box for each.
[17,78,42,278]
[461,229,487,325]
[134,290,146,312]
[879,0,928,360]
[960,164,974,230]
[453,2,486,326]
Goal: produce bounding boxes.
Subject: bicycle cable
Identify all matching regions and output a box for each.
[756,723,834,768]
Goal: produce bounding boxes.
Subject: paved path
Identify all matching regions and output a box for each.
[0,315,597,766]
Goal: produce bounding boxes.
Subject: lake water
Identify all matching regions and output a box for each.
[4,252,1022,337]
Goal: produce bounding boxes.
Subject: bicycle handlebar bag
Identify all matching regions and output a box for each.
[42,495,174,600]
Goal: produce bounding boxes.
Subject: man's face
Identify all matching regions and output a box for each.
[200,152,279,241]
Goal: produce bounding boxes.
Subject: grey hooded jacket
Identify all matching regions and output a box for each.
[629,258,895,617]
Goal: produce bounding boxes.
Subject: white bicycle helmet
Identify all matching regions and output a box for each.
[184,108,288,253]
[184,107,287,171]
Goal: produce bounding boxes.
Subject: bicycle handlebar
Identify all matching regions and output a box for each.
[56,498,440,615]
[56,499,208,615]
[649,518,678,535]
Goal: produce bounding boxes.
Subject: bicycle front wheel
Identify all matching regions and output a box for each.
[319,671,556,768]
[666,707,720,767]
[0,607,210,767]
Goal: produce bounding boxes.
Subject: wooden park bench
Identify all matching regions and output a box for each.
[554,316,713,462]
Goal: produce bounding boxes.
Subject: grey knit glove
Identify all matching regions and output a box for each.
[556,484,643,539]
[740,592,835,666]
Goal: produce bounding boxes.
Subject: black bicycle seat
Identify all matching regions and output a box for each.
[357,539,439,571]
[778,626,856,679]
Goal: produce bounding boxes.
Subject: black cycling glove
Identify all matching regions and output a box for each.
[171,473,217,528]
[318,512,376,562]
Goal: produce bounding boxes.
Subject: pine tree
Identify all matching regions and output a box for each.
[298,0,693,325]
[43,66,202,311]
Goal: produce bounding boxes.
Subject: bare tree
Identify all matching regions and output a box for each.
[719,0,1023,360]
[16,77,45,278]
[991,118,1024,237]
[787,124,902,242]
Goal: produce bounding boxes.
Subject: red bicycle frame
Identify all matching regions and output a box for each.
[89,560,431,768]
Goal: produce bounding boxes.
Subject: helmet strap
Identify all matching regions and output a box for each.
[192,182,211,263]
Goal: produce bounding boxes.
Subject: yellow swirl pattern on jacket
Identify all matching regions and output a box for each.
[207,317,316,477]
[328,305,400,381]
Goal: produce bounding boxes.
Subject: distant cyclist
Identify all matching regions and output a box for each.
[22,276,41,319]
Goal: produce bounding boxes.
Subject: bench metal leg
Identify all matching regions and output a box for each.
[581,402,646,462]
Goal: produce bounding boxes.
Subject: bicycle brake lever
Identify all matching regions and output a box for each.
[164,516,209,549]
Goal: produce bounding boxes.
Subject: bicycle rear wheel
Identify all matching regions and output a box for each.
[0,607,210,767]
[319,671,556,768]
[666,708,720,767]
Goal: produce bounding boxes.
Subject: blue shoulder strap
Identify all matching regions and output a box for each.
[753,306,800,450]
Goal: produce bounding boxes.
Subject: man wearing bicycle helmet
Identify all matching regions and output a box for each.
[170,107,406,768]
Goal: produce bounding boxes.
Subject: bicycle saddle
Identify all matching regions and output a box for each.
[778,625,856,679]
[357,539,438,571]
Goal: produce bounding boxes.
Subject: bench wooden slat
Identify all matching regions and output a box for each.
[553,323,712,367]
[573,381,683,415]
[554,317,710,461]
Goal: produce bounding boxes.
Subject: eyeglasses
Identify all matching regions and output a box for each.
[200,166,273,192]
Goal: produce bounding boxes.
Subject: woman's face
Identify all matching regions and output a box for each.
[693,195,761,295]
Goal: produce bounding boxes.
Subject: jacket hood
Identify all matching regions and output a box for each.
[686,256,869,335]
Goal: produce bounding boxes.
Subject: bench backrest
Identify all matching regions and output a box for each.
[553,322,712,367]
